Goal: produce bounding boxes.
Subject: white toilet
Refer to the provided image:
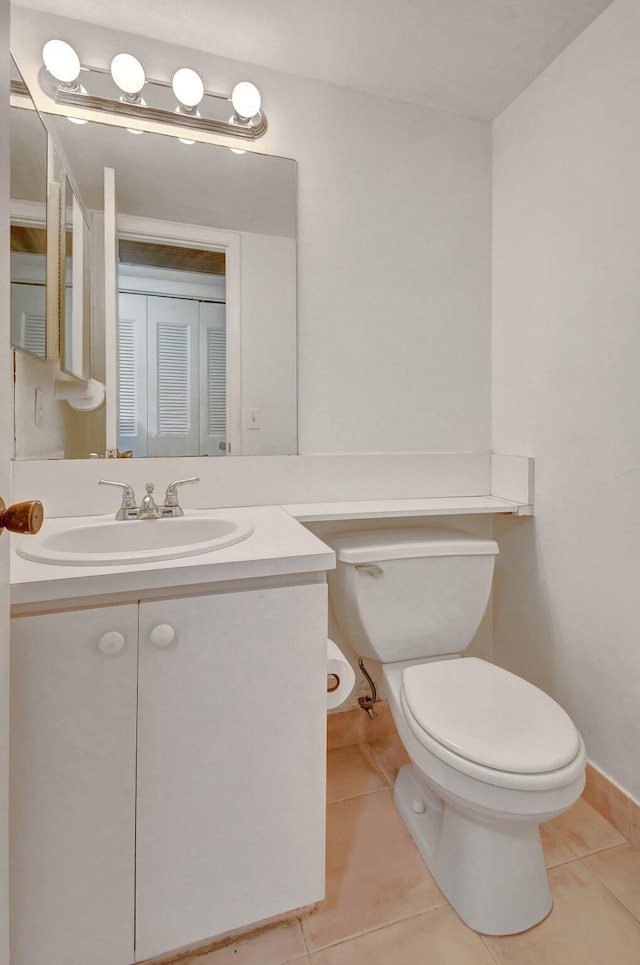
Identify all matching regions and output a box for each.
[326,527,586,936]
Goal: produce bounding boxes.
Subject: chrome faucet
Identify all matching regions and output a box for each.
[98,480,139,520]
[99,476,200,520]
[138,483,160,519]
[160,477,200,517]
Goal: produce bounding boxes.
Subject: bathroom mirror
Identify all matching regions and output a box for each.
[11,67,298,460]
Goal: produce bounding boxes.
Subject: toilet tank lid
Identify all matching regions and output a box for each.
[327,528,499,564]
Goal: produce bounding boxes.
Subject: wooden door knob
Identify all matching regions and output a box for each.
[0,498,44,536]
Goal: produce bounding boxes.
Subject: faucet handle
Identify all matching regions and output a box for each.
[98,480,138,520]
[163,476,200,507]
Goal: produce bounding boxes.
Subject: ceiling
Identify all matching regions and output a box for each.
[14,0,615,119]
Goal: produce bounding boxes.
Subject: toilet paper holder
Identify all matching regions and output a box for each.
[327,673,341,693]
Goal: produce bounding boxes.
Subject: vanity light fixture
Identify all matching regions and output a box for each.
[110,53,146,101]
[172,68,203,146]
[231,82,261,121]
[172,67,204,111]
[40,41,88,124]
[42,39,81,87]
[110,53,147,134]
[37,40,267,142]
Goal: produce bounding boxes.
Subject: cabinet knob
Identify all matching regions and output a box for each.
[0,497,44,536]
[149,624,176,648]
[98,631,126,655]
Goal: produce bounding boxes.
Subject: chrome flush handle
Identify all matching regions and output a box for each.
[354,564,384,578]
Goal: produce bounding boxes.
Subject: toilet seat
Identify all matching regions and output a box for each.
[400,658,583,790]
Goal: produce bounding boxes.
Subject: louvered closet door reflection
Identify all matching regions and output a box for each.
[147,296,199,457]
[10,283,47,359]
[198,301,227,456]
[118,293,148,456]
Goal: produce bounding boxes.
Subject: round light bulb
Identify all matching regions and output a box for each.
[110,53,145,96]
[172,67,204,109]
[231,81,261,120]
[42,39,81,85]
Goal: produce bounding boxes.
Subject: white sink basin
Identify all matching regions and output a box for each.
[16,512,254,566]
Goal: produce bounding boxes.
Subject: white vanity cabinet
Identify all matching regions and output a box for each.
[10,581,328,965]
[10,604,139,965]
[136,584,327,959]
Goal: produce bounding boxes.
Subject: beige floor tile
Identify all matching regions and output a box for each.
[367,734,411,786]
[309,905,495,964]
[190,921,307,965]
[326,744,388,804]
[540,824,576,868]
[303,789,446,951]
[548,796,626,856]
[327,709,364,750]
[585,844,640,922]
[583,763,630,838]
[483,861,640,965]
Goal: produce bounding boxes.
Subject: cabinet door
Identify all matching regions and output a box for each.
[136,584,327,960]
[10,605,138,965]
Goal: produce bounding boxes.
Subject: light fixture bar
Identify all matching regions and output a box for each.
[49,84,268,139]
[81,63,231,102]
[36,50,267,141]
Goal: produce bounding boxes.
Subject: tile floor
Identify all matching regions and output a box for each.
[187,734,640,965]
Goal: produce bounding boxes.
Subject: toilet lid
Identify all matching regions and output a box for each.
[402,658,581,774]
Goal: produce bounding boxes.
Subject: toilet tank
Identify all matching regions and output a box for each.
[326,528,499,664]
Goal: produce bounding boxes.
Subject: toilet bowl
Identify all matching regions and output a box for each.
[326,527,586,935]
[385,658,585,934]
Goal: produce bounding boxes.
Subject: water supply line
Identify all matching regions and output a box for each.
[357,658,377,719]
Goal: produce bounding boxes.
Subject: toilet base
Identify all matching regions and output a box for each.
[393,764,553,935]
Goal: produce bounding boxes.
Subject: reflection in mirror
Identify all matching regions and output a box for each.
[11,55,97,460]
[61,177,91,380]
[12,97,298,460]
[118,242,227,457]
[62,176,73,364]
[10,62,49,361]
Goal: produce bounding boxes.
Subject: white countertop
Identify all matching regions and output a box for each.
[11,494,533,611]
[11,505,335,609]
[283,495,532,521]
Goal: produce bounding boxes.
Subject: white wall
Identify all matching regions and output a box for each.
[11,6,493,457]
[13,352,99,459]
[13,353,67,459]
[492,0,640,800]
